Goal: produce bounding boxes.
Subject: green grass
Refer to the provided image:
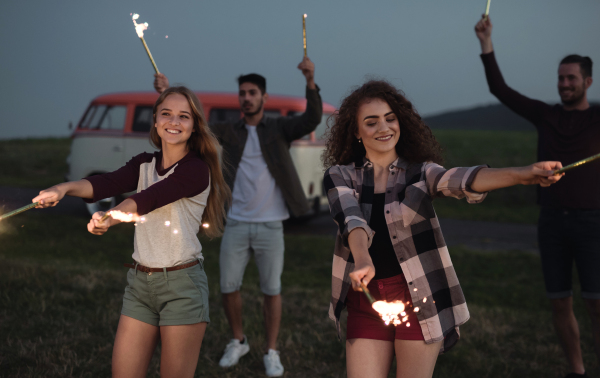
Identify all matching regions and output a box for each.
[0,213,598,377]
[433,130,539,223]
[0,138,71,188]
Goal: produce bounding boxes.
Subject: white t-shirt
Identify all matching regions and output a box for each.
[228,125,290,222]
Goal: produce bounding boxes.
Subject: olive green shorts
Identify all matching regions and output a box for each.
[121,262,210,327]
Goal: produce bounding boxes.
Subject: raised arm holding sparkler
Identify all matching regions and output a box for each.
[474,15,600,377]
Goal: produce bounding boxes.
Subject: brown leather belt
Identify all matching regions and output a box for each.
[124,260,199,273]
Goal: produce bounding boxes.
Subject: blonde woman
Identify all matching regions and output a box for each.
[33,86,231,378]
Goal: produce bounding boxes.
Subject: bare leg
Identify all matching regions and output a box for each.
[395,340,441,378]
[584,298,600,364]
[112,315,160,378]
[264,294,282,351]
[346,338,394,378]
[551,297,585,374]
[160,322,207,378]
[223,291,244,341]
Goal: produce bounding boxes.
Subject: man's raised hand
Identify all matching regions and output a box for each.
[475,15,494,54]
[297,56,316,89]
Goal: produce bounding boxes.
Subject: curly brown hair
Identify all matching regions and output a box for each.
[322,80,443,168]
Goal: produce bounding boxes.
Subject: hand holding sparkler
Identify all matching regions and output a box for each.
[349,261,375,292]
[154,73,170,94]
[297,56,316,89]
[88,211,112,235]
[474,14,493,54]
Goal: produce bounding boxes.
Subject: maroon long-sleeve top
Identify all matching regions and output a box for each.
[481,51,600,209]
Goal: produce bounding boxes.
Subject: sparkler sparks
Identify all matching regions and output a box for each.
[131,13,160,73]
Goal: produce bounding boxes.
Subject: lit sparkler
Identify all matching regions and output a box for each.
[99,210,144,224]
[302,14,307,57]
[553,152,600,175]
[0,202,39,221]
[360,282,407,326]
[132,13,160,73]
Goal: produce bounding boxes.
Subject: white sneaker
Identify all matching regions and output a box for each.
[218,336,250,368]
[263,349,284,377]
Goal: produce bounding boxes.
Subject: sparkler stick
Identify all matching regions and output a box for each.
[360,282,376,304]
[302,14,307,57]
[132,13,160,74]
[553,152,600,175]
[0,202,39,221]
[484,0,491,20]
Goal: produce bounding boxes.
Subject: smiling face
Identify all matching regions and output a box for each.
[239,82,268,116]
[154,93,195,149]
[355,98,400,160]
[558,63,588,106]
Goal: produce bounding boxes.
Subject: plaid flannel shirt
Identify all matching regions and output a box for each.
[324,156,488,353]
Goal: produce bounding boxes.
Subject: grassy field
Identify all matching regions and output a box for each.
[0,131,539,223]
[0,138,71,189]
[0,212,597,377]
[433,130,539,223]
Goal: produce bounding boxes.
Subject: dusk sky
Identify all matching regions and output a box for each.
[1,0,599,139]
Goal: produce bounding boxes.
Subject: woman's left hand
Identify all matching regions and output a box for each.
[87,211,111,235]
[517,161,564,187]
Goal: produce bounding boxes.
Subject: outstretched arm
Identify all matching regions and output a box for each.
[33,180,94,208]
[470,161,563,193]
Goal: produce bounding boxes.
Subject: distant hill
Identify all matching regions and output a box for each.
[423,104,536,131]
[424,102,600,131]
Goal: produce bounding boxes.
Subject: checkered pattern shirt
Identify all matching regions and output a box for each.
[324,156,488,353]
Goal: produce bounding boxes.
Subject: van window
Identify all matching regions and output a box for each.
[79,105,127,130]
[98,106,127,130]
[132,106,154,132]
[288,112,332,140]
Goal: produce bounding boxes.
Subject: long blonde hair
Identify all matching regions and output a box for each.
[150,86,231,238]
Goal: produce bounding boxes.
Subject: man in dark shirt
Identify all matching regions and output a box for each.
[153,57,322,377]
[475,16,599,378]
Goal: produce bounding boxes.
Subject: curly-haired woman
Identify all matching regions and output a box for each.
[323,80,563,378]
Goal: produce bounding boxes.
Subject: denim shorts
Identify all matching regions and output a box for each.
[538,207,600,299]
[219,217,285,295]
[121,262,210,326]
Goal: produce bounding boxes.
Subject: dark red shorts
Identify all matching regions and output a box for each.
[346,274,424,341]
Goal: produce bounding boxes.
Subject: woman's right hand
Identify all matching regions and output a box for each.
[349,259,376,292]
[32,185,67,208]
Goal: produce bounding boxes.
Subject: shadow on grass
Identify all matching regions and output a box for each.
[0,213,597,377]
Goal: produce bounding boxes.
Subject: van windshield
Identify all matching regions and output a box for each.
[79,105,127,131]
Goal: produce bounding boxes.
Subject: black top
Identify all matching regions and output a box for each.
[481,51,600,209]
[369,193,402,280]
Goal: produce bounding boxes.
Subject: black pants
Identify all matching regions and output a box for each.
[538,207,600,299]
